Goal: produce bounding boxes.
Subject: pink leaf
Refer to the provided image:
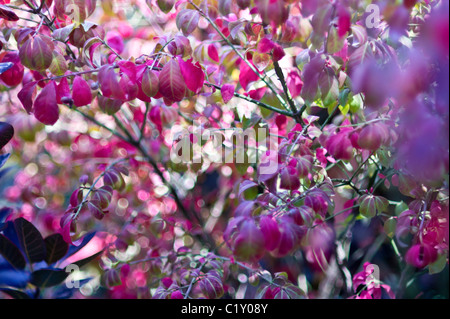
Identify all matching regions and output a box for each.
[106,31,124,54]
[337,5,351,37]
[239,59,259,90]
[257,38,275,54]
[272,44,285,62]
[248,87,267,101]
[33,81,59,125]
[72,76,92,107]
[178,57,205,94]
[208,44,220,63]
[286,71,303,98]
[221,84,235,104]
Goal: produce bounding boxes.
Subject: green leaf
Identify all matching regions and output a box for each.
[348,94,363,113]
[326,26,345,54]
[359,195,377,218]
[374,196,389,212]
[14,218,46,264]
[339,103,350,116]
[30,268,69,288]
[395,201,409,216]
[0,234,26,270]
[44,234,69,265]
[384,217,397,238]
[428,254,447,275]
[338,88,351,107]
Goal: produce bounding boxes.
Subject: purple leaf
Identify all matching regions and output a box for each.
[17,81,38,113]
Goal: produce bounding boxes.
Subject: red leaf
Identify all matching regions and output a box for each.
[18,81,38,113]
[33,81,59,125]
[72,76,92,107]
[0,4,19,21]
[178,58,205,94]
[0,52,24,87]
[158,59,187,103]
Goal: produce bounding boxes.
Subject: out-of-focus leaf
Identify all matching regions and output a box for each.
[384,217,397,238]
[0,269,30,288]
[0,62,13,74]
[0,207,12,224]
[327,26,345,54]
[238,180,258,198]
[0,153,10,170]
[428,254,447,275]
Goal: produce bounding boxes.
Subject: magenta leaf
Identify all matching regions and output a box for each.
[178,58,205,94]
[72,76,92,107]
[17,81,38,113]
[208,44,220,63]
[257,38,275,54]
[33,81,59,125]
[239,59,259,90]
[56,77,71,104]
[221,84,235,104]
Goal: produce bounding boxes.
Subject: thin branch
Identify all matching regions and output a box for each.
[188,0,289,111]
[206,82,294,117]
